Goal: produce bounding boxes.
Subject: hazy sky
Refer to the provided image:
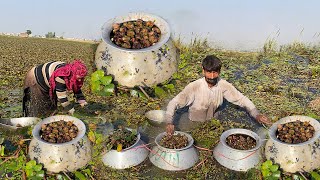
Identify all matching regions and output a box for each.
[1,0,319,50]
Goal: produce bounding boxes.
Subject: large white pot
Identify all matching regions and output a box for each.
[101,130,149,169]
[149,131,199,171]
[213,128,263,171]
[95,12,178,87]
[265,115,320,173]
[28,115,92,173]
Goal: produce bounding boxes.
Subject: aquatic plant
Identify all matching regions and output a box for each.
[261,160,281,180]
[90,70,115,96]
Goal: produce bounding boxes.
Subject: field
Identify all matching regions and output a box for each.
[0,35,320,179]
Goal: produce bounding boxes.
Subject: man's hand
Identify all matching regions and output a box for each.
[68,108,75,115]
[256,114,272,125]
[166,123,175,136]
[78,100,88,107]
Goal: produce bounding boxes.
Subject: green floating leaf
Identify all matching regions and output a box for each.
[33,164,43,172]
[270,164,279,172]
[155,86,166,98]
[102,84,115,96]
[90,73,100,82]
[262,169,271,177]
[96,70,105,77]
[138,91,146,99]
[26,169,34,177]
[0,145,4,156]
[91,70,105,82]
[164,84,174,90]
[311,171,320,180]
[100,76,112,85]
[75,171,86,180]
[272,170,281,178]
[91,81,102,93]
[36,170,45,178]
[131,129,137,136]
[26,160,37,169]
[82,168,92,176]
[264,160,273,168]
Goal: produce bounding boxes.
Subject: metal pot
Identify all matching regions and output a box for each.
[101,129,149,169]
[265,115,320,173]
[28,115,92,173]
[145,110,166,127]
[213,128,263,171]
[95,12,178,87]
[0,117,41,129]
[149,131,199,171]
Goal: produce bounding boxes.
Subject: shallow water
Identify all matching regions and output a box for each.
[131,102,265,179]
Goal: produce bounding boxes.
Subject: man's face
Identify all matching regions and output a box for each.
[203,69,219,86]
[203,70,219,79]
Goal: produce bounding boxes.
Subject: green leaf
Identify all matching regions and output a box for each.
[131,129,137,136]
[0,137,4,144]
[36,170,45,178]
[263,160,273,168]
[91,81,102,93]
[270,164,279,172]
[33,164,42,172]
[164,84,174,89]
[26,169,34,177]
[311,171,320,180]
[0,145,4,156]
[138,91,146,99]
[155,86,166,98]
[88,131,96,143]
[96,70,105,78]
[271,170,281,178]
[90,72,101,82]
[262,169,271,177]
[261,163,269,170]
[125,136,132,142]
[100,76,112,85]
[102,84,115,96]
[82,168,91,176]
[26,160,37,169]
[75,171,86,180]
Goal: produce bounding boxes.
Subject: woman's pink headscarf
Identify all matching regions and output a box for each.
[49,59,88,98]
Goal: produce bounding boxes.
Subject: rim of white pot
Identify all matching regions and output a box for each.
[32,115,86,146]
[220,128,262,152]
[268,115,320,146]
[108,128,141,152]
[155,131,194,151]
[101,12,171,52]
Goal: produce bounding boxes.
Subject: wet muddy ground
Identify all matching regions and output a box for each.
[0,35,320,179]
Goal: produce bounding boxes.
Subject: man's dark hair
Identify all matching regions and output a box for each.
[202,55,222,72]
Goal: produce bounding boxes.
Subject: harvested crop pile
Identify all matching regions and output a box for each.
[159,133,189,149]
[276,120,315,144]
[40,120,78,143]
[226,134,257,150]
[105,127,137,151]
[111,19,161,49]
